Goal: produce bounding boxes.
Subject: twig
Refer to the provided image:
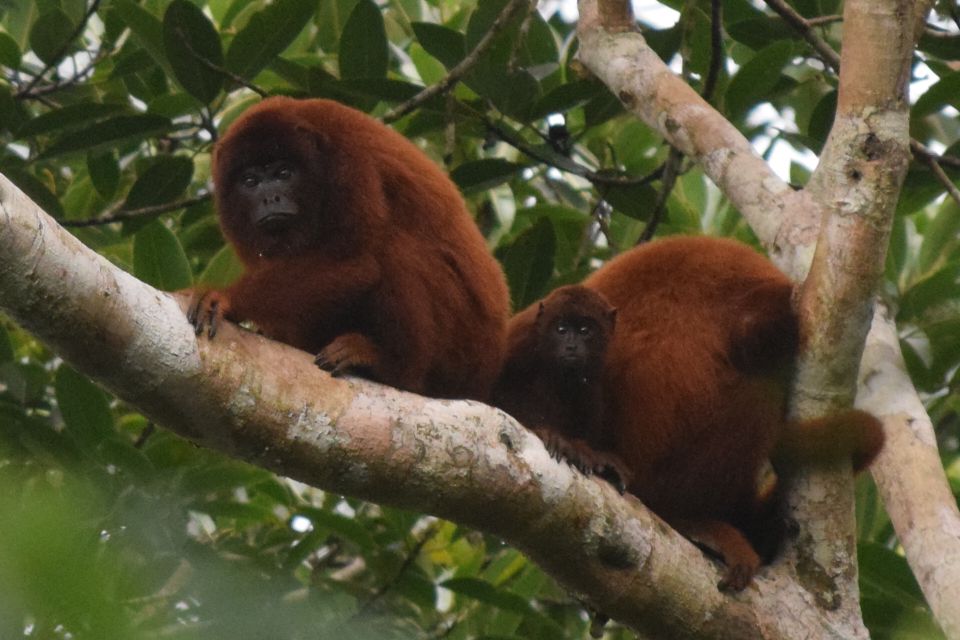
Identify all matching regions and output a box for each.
[637,146,683,244]
[482,114,662,186]
[382,0,532,124]
[354,521,439,616]
[17,0,102,98]
[61,193,211,227]
[913,140,960,209]
[701,0,723,102]
[763,0,841,70]
[174,27,266,98]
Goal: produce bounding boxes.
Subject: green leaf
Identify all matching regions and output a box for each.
[123,155,194,210]
[296,508,376,550]
[603,182,658,220]
[28,9,76,66]
[339,0,387,80]
[163,0,224,104]
[133,220,193,291]
[112,0,168,72]
[55,366,115,441]
[442,577,543,618]
[40,114,172,158]
[917,199,960,275]
[530,80,604,120]
[412,22,464,69]
[0,167,65,218]
[450,159,523,194]
[725,16,794,50]
[17,103,128,138]
[87,151,121,200]
[498,218,555,310]
[913,70,960,119]
[0,31,22,69]
[198,245,244,288]
[725,39,794,120]
[226,0,316,79]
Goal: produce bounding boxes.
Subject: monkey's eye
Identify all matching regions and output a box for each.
[240,173,259,188]
[276,165,294,180]
[555,323,568,335]
[578,325,591,336]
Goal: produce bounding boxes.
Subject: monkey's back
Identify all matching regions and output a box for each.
[585,236,796,522]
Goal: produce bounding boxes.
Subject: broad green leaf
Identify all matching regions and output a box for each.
[55,366,115,441]
[603,181,659,220]
[498,218,555,310]
[917,199,960,275]
[450,158,523,194]
[913,70,960,119]
[339,0,387,80]
[530,80,603,120]
[317,0,359,52]
[39,114,172,158]
[0,31,21,69]
[17,103,128,138]
[226,0,316,79]
[163,0,224,104]
[112,0,168,72]
[725,16,794,50]
[28,9,75,65]
[198,245,244,288]
[0,167,65,218]
[123,155,194,211]
[133,220,193,291]
[725,40,794,120]
[412,22,464,69]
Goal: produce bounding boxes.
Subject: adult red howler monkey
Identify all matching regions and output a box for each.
[492,285,629,490]
[187,97,509,399]
[581,236,884,591]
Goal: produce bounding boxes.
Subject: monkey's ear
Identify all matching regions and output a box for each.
[607,307,618,324]
[536,301,546,320]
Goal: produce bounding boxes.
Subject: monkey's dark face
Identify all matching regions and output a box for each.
[540,314,611,373]
[235,160,303,233]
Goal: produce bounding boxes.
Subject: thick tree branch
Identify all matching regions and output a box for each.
[575,0,820,278]
[0,172,888,640]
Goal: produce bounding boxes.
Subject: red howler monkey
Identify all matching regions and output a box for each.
[187,97,510,400]
[581,236,884,591]
[492,285,629,490]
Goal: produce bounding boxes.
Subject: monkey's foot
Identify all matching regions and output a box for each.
[533,430,631,493]
[315,333,381,377]
[185,289,230,339]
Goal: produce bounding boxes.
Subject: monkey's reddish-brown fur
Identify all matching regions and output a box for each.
[193,97,509,399]
[492,285,628,487]
[584,236,883,590]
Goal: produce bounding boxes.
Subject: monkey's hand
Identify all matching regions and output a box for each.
[186,289,231,339]
[315,333,381,377]
[533,429,632,493]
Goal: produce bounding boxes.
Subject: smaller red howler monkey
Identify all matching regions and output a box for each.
[492,285,629,490]
[578,236,884,591]
[186,97,509,400]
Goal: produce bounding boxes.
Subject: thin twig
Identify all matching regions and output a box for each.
[174,27,266,98]
[913,140,960,209]
[61,193,211,227]
[637,146,683,244]
[354,521,438,616]
[381,0,532,124]
[701,0,723,102]
[18,0,102,98]
[482,114,662,186]
[763,0,841,70]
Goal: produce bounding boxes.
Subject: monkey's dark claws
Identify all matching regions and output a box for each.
[718,563,754,592]
[185,290,229,341]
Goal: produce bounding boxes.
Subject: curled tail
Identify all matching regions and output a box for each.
[776,408,885,472]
